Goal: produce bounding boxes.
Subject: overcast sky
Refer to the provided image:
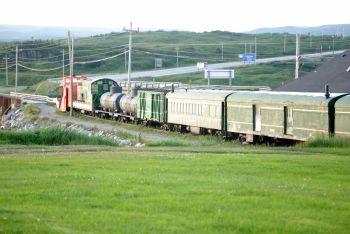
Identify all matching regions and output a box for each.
[1,0,349,32]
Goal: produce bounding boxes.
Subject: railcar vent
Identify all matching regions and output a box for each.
[325,84,330,99]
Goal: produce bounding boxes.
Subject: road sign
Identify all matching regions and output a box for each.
[155,58,162,68]
[204,69,235,86]
[243,53,256,62]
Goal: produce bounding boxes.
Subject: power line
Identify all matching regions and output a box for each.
[75,50,127,65]
[18,63,70,72]
[74,48,125,59]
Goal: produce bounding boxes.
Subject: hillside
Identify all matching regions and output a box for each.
[248,24,350,36]
[0,30,349,87]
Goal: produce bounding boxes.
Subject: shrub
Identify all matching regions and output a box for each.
[0,128,118,146]
[303,136,350,148]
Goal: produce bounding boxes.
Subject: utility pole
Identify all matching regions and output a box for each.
[15,45,18,92]
[249,43,252,53]
[309,34,312,48]
[123,22,139,95]
[124,48,127,72]
[332,36,335,55]
[244,42,247,54]
[176,47,179,67]
[62,49,65,77]
[295,34,300,80]
[221,42,224,61]
[67,31,73,117]
[254,37,257,61]
[283,34,286,53]
[3,56,8,86]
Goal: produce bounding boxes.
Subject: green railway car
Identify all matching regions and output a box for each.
[137,90,168,123]
[334,95,350,138]
[225,92,346,142]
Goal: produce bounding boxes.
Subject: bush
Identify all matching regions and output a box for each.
[303,136,350,148]
[0,128,118,146]
[21,104,40,116]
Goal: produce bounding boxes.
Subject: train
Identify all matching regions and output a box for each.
[59,76,350,143]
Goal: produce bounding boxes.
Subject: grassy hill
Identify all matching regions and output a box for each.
[143,60,324,89]
[0,30,349,87]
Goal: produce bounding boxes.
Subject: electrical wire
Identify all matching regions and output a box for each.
[75,51,127,65]
[0,64,16,70]
[74,48,125,59]
[18,54,66,61]
[18,63,69,72]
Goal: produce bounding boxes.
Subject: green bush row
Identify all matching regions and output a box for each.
[0,128,118,146]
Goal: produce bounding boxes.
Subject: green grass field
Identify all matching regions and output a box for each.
[0,146,349,233]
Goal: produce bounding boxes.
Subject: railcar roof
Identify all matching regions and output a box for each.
[166,90,235,101]
[227,91,347,106]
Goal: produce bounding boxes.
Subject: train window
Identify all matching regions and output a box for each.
[253,105,261,132]
[284,106,293,135]
[103,84,109,91]
[209,105,216,117]
[92,84,98,93]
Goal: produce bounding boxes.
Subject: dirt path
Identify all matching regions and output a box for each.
[37,104,172,142]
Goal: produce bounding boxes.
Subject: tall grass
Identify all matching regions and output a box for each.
[303,136,350,148]
[0,128,118,146]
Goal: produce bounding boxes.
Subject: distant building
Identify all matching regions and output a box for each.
[276,50,350,93]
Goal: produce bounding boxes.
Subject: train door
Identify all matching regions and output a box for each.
[283,106,293,135]
[253,104,261,132]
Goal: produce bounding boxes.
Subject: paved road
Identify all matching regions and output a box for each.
[47,50,345,83]
[37,104,172,142]
[91,51,345,81]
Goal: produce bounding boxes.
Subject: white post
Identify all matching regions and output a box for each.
[67,31,73,117]
[310,34,312,48]
[72,37,74,76]
[124,48,127,72]
[244,42,247,54]
[295,34,300,80]
[128,23,132,94]
[221,42,224,61]
[283,35,286,53]
[254,37,257,62]
[62,49,65,78]
[4,55,8,86]
[176,47,179,67]
[123,22,139,94]
[15,45,18,92]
